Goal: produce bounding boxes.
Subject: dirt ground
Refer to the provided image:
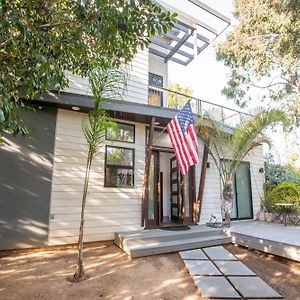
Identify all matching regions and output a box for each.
[0,242,200,300]
[0,242,299,300]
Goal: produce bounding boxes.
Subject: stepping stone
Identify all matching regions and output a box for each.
[184,260,222,276]
[203,246,237,260]
[228,276,283,299]
[193,276,241,299]
[179,249,208,260]
[214,261,256,276]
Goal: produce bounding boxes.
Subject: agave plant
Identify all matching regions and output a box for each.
[196,109,289,226]
[73,65,126,281]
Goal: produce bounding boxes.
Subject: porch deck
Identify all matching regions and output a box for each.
[115,221,300,262]
[225,220,300,262]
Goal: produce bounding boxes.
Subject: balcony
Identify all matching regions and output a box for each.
[148,84,252,128]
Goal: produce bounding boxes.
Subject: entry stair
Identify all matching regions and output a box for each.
[115,225,230,258]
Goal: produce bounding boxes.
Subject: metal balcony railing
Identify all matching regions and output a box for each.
[148,85,252,128]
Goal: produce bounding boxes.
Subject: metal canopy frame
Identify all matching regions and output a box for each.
[150,0,231,66]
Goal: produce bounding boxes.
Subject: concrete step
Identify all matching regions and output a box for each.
[125,234,231,258]
[115,225,223,250]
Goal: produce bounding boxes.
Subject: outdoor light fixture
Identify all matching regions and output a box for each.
[154,121,160,125]
[71,106,80,111]
[259,167,264,173]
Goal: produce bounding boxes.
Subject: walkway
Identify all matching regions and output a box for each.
[225,220,300,262]
[180,246,283,299]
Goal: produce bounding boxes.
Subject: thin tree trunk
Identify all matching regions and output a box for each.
[222,183,233,227]
[73,150,93,281]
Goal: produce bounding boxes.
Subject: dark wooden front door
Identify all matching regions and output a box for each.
[170,156,181,222]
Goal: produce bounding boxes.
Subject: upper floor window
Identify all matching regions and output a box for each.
[149,73,163,87]
[148,73,163,106]
[106,122,135,143]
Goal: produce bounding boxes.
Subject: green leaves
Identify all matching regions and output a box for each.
[0,0,176,137]
[196,109,290,186]
[83,64,127,159]
[217,0,300,126]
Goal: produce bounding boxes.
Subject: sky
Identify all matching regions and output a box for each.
[163,0,299,167]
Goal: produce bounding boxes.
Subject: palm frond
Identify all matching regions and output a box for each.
[228,109,289,176]
[196,109,290,184]
[89,65,127,110]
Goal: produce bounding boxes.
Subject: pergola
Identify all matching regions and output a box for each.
[150,0,231,65]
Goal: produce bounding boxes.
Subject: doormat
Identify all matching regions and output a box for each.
[161,226,191,231]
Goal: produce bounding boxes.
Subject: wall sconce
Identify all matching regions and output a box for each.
[207,162,210,168]
[259,167,264,173]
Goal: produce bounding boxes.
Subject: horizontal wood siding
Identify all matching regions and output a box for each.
[149,52,168,106]
[196,141,265,224]
[48,109,145,245]
[63,49,149,104]
[196,138,223,224]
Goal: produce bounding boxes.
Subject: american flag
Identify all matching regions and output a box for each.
[166,101,199,175]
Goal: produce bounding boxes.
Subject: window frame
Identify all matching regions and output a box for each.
[105,121,135,144]
[148,72,164,107]
[149,72,163,87]
[104,145,135,188]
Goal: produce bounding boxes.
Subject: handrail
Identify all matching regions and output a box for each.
[148,84,252,128]
[149,84,252,116]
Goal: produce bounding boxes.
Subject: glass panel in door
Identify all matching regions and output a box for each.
[170,156,180,222]
[148,154,155,220]
[231,180,238,219]
[235,162,253,219]
[183,174,190,217]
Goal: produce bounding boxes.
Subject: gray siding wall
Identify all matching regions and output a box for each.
[0,107,57,250]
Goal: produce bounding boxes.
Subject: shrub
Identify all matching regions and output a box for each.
[264,182,300,213]
[264,162,300,190]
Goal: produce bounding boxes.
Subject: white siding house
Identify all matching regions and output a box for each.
[0,0,265,250]
[43,1,264,245]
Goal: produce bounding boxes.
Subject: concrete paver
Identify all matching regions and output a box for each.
[193,276,241,299]
[179,249,208,260]
[214,260,256,276]
[203,246,237,260]
[228,276,283,299]
[184,260,222,276]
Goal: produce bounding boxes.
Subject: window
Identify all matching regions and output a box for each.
[105,146,134,187]
[106,122,135,143]
[149,73,163,87]
[148,73,163,106]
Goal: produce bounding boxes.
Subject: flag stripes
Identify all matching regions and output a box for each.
[166,101,199,175]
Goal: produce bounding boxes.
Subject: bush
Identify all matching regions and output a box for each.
[264,182,300,213]
[264,162,300,190]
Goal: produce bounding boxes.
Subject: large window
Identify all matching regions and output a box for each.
[106,122,135,143]
[105,146,134,187]
[148,73,163,106]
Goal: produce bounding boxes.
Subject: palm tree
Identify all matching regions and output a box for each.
[196,109,289,226]
[73,65,126,281]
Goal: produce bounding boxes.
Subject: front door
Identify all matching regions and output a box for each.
[145,152,196,228]
[170,156,182,223]
[232,162,253,220]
